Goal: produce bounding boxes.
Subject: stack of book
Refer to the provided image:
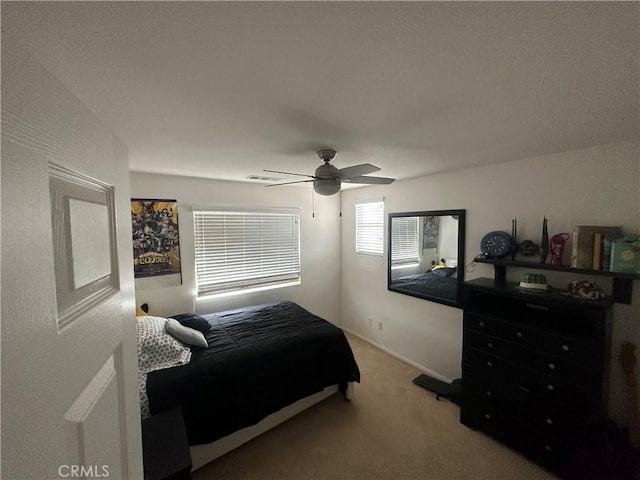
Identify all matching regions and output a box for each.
[570,226,623,271]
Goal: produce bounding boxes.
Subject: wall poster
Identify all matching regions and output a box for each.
[423,216,440,250]
[131,199,182,283]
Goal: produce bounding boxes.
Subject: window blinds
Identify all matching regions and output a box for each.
[355,201,384,256]
[193,209,300,297]
[391,216,420,266]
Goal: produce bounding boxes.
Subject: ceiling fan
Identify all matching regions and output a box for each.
[264,149,395,196]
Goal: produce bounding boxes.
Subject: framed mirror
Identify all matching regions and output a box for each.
[388,209,466,308]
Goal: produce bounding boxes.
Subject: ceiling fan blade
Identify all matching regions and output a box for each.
[263,169,316,179]
[265,179,314,187]
[342,176,396,185]
[336,163,380,179]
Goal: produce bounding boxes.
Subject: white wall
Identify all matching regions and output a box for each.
[130,173,342,324]
[438,215,459,263]
[340,140,639,426]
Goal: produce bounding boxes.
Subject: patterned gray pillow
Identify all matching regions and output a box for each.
[136,315,191,374]
[137,316,191,418]
[139,372,151,419]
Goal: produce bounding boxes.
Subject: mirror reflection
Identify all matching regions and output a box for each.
[388,210,466,308]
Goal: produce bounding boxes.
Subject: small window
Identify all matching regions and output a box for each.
[391,216,420,267]
[193,208,300,298]
[355,201,384,256]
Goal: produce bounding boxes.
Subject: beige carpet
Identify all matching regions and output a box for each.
[193,332,558,480]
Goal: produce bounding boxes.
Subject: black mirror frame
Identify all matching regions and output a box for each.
[387,209,466,308]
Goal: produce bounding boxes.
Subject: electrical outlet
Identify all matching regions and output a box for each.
[368,317,373,327]
[377,321,383,331]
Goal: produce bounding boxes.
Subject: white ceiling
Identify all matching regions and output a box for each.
[3,2,638,188]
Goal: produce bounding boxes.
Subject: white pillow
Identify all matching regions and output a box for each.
[166,318,208,348]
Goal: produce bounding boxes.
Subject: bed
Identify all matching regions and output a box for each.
[136,300,360,470]
[391,267,458,302]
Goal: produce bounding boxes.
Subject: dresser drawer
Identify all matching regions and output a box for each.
[463,369,586,433]
[526,404,585,435]
[463,368,524,407]
[465,329,514,357]
[465,313,593,364]
[465,287,603,338]
[465,330,592,385]
[460,395,519,442]
[463,350,591,408]
[463,348,516,378]
[461,397,582,472]
[528,349,592,386]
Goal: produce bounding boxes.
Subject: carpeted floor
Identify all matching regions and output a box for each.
[193,332,558,480]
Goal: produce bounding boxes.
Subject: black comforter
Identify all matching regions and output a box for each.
[392,271,458,302]
[146,301,360,445]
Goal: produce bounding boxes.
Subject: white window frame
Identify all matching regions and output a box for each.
[193,207,301,298]
[391,216,420,268]
[355,200,384,256]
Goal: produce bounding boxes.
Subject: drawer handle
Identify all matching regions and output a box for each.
[487,342,494,349]
[561,344,570,352]
[516,332,523,339]
[525,303,550,312]
[486,361,493,367]
[547,384,555,391]
[546,418,554,425]
[485,413,491,420]
[545,445,552,452]
[485,390,492,397]
[479,321,485,327]
[518,385,530,393]
[548,363,556,370]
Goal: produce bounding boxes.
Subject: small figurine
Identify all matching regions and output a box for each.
[517,240,540,257]
[550,233,570,266]
[562,280,605,300]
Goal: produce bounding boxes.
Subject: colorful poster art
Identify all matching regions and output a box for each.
[131,199,181,279]
[423,216,440,250]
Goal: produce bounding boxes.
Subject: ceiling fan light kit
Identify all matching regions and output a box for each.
[264,149,396,196]
[313,178,341,196]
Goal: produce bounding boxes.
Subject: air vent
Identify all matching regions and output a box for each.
[247,175,282,182]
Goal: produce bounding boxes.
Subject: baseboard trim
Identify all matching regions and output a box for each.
[342,327,453,384]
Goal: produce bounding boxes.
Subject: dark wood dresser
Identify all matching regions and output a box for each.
[461,278,614,477]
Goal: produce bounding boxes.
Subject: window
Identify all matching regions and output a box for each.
[391,216,420,267]
[355,200,384,256]
[193,208,300,298]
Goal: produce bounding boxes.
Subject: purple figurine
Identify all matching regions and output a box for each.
[550,233,570,266]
